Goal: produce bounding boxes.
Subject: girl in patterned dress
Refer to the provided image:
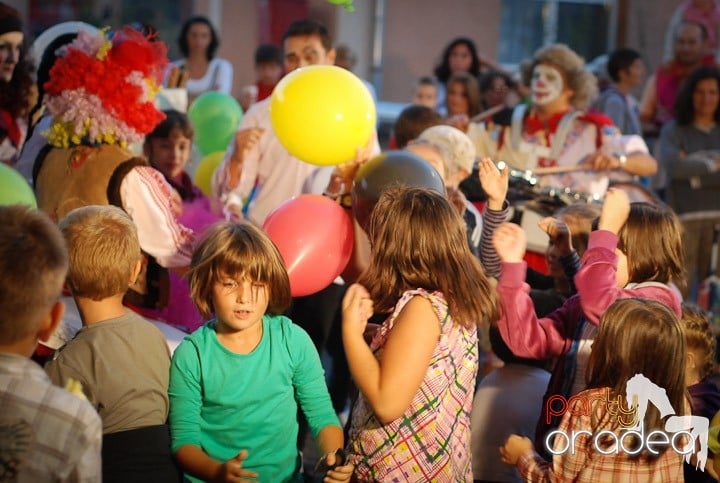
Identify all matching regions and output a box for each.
[342,187,500,481]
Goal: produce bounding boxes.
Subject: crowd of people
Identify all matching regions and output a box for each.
[3,1,720,482]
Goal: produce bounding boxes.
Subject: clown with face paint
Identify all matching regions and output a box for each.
[467,44,658,200]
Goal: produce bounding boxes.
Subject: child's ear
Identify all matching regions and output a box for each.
[37,300,66,343]
[129,259,142,286]
[687,350,697,370]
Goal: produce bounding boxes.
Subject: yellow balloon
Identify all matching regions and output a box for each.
[194,151,225,196]
[270,65,376,166]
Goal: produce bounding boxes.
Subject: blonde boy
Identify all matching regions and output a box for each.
[0,205,101,481]
[46,205,178,481]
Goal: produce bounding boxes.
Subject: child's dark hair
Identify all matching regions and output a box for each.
[479,70,516,93]
[178,16,219,60]
[592,202,685,288]
[282,19,332,52]
[674,65,720,125]
[146,110,194,142]
[618,203,685,287]
[587,298,686,458]
[187,222,291,318]
[681,303,716,381]
[433,37,481,84]
[393,105,443,149]
[606,48,642,83]
[255,43,283,66]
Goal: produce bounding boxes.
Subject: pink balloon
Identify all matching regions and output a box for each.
[263,194,354,297]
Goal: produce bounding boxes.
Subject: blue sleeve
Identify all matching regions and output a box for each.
[287,322,341,437]
[168,337,203,453]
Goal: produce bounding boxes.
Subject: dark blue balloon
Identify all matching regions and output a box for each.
[351,151,445,231]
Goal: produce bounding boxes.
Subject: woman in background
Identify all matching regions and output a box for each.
[658,65,720,213]
[171,16,233,104]
[0,2,34,166]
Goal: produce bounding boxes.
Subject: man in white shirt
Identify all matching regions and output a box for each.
[212,19,337,225]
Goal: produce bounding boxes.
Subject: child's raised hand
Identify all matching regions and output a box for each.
[342,283,374,338]
[492,222,526,263]
[478,157,509,211]
[329,133,378,193]
[214,450,258,482]
[231,128,265,165]
[499,434,533,466]
[598,187,631,235]
[538,217,573,256]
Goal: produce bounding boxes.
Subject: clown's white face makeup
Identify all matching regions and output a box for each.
[531,64,565,107]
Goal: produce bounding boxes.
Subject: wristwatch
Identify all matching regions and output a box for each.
[323,192,353,209]
[613,152,628,170]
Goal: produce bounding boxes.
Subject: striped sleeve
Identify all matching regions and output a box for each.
[480,201,508,278]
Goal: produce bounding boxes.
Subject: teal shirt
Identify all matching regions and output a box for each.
[169,315,340,482]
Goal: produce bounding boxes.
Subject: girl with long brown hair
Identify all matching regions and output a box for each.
[342,186,499,481]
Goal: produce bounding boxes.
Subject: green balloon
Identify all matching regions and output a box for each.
[0,163,37,208]
[188,92,244,155]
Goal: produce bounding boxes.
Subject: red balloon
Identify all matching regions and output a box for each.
[263,194,354,297]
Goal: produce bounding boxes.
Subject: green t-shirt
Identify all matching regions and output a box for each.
[169,315,340,482]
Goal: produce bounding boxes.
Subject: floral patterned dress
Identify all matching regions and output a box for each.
[346,289,479,482]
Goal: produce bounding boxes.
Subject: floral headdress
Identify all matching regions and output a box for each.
[43,26,168,148]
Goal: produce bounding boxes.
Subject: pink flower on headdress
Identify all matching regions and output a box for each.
[43,26,168,149]
[66,28,108,57]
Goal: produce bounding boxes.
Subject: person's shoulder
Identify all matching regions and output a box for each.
[597,88,625,106]
[267,313,303,335]
[396,289,448,320]
[578,110,614,129]
[246,97,271,115]
[50,326,97,361]
[212,57,233,69]
[240,97,271,126]
[182,322,213,344]
[124,310,169,336]
[268,314,314,347]
[171,326,210,362]
[659,119,679,136]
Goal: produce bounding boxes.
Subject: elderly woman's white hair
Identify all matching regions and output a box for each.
[521,43,598,110]
[416,125,476,177]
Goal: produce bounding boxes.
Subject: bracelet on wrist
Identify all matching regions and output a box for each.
[323,192,353,209]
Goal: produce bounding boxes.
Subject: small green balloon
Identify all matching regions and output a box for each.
[0,163,37,208]
[326,0,355,11]
[188,92,244,155]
